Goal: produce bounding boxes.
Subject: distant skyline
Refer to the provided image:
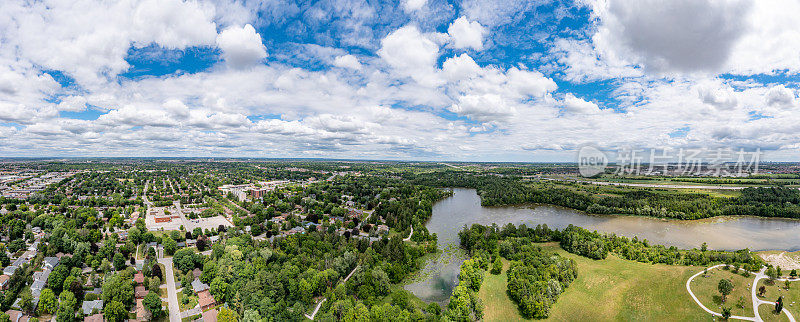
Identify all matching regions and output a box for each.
[2,0,800,161]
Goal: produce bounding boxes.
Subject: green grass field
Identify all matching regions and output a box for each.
[477,243,711,321]
[759,303,790,322]
[756,279,800,318]
[690,267,753,317]
[477,259,526,321]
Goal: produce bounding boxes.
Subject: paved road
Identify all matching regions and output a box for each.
[158,257,181,322]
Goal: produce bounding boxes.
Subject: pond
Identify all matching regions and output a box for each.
[404,188,800,303]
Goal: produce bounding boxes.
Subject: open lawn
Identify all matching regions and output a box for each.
[756,279,800,318]
[759,303,791,322]
[544,244,707,321]
[475,243,710,321]
[690,267,753,317]
[477,259,525,321]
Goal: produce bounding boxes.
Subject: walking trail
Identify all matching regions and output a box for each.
[687,264,797,322]
[304,265,360,320]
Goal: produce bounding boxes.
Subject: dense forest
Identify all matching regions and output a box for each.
[405,171,800,220]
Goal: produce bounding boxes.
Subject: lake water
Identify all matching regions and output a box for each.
[404,188,800,303]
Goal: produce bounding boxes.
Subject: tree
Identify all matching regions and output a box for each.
[218,307,238,322]
[163,236,177,255]
[143,292,163,318]
[37,289,57,315]
[241,310,260,322]
[151,263,163,280]
[776,296,784,313]
[196,236,208,252]
[786,280,792,290]
[0,252,9,267]
[792,269,798,278]
[490,257,502,275]
[148,276,161,292]
[47,265,68,293]
[57,291,77,322]
[113,252,126,271]
[427,302,441,315]
[210,277,230,303]
[59,291,77,312]
[721,307,731,320]
[759,285,767,297]
[767,267,778,281]
[102,273,134,306]
[718,279,733,303]
[104,301,127,322]
[736,296,746,309]
[298,279,313,304]
[99,258,112,273]
[129,226,143,245]
[19,290,33,314]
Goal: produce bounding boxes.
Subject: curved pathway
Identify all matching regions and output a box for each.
[304,265,360,320]
[751,268,797,322]
[687,265,797,322]
[403,226,413,242]
[686,264,755,321]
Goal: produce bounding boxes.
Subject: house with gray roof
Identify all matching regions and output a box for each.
[191,278,209,293]
[82,300,103,315]
[42,257,59,270]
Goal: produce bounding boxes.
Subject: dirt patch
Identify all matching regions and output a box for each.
[761,252,800,270]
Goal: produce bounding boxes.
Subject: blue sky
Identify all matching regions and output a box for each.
[2,0,800,161]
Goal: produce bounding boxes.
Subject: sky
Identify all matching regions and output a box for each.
[1,0,800,161]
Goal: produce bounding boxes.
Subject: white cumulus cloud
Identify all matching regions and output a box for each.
[447,16,487,50]
[216,24,268,69]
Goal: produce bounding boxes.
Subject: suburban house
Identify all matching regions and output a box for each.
[198,289,216,311]
[81,300,103,315]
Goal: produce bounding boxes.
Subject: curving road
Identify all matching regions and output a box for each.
[687,265,797,322]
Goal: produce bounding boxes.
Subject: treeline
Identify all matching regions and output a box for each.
[444,258,485,321]
[440,173,800,220]
[460,223,764,270]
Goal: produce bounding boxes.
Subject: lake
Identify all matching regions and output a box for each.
[404,188,800,303]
